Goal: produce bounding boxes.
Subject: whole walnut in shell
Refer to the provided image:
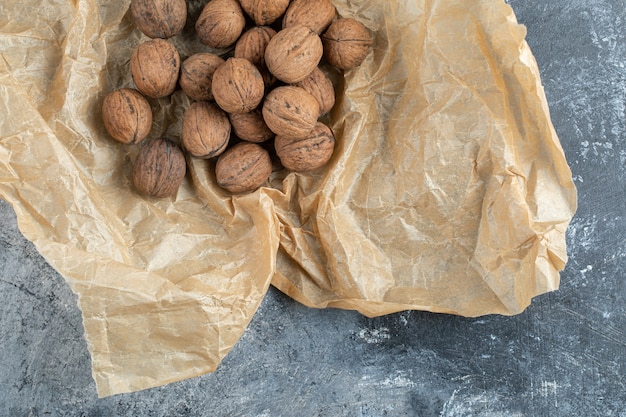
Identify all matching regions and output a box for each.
[239,0,290,25]
[275,122,335,172]
[179,53,225,101]
[229,110,274,143]
[262,86,319,139]
[196,0,246,49]
[130,39,180,98]
[133,138,186,198]
[234,26,277,86]
[323,18,374,71]
[212,58,265,114]
[294,67,336,116]
[282,0,336,34]
[265,25,323,83]
[131,0,187,39]
[102,88,152,145]
[182,101,231,158]
[215,142,272,193]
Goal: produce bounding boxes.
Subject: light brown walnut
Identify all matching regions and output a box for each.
[294,67,336,116]
[275,122,335,172]
[131,0,187,39]
[265,25,323,83]
[195,0,245,49]
[322,18,374,71]
[102,88,152,145]
[130,39,180,99]
[239,0,290,26]
[182,101,231,158]
[212,58,265,114]
[229,110,274,143]
[179,53,225,101]
[262,86,319,139]
[282,0,336,34]
[215,142,272,193]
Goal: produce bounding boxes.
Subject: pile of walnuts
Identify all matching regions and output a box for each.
[101,0,374,197]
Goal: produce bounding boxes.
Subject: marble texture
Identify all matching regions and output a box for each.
[1,0,625,415]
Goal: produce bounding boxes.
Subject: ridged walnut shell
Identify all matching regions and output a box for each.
[195,0,245,49]
[131,0,187,39]
[294,67,336,116]
[275,122,335,172]
[229,110,274,143]
[322,18,374,71]
[130,39,180,98]
[262,86,319,139]
[179,53,225,101]
[239,0,290,25]
[215,142,272,193]
[265,25,323,83]
[132,138,186,198]
[102,88,152,145]
[234,26,276,68]
[282,0,336,34]
[182,101,231,158]
[212,58,265,114]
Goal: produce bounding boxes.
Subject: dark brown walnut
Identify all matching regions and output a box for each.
[132,138,186,198]
[215,142,272,193]
[229,110,274,143]
[182,101,230,158]
[275,122,335,172]
[130,39,180,99]
[195,0,245,49]
[101,88,152,145]
[262,86,319,139]
[294,67,335,116]
[322,18,374,71]
[239,0,290,25]
[265,25,323,83]
[282,0,336,34]
[131,0,187,39]
[212,57,265,114]
[179,53,225,101]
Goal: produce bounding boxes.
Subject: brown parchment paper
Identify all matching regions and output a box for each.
[0,0,576,397]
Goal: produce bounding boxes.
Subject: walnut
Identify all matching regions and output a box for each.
[262,86,319,139]
[132,138,186,198]
[282,0,336,34]
[294,67,335,116]
[234,26,276,69]
[239,0,290,26]
[215,142,272,193]
[130,39,180,98]
[102,88,152,145]
[265,25,323,83]
[179,53,225,101]
[275,122,335,172]
[195,0,245,49]
[212,58,265,114]
[229,110,274,143]
[130,0,187,39]
[182,101,231,158]
[322,18,374,71]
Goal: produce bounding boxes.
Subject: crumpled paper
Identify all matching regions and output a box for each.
[0,0,576,397]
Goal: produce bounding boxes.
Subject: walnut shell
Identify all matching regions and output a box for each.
[182,101,231,158]
[262,86,319,139]
[212,58,265,114]
[131,0,187,39]
[239,0,290,25]
[294,67,335,116]
[130,39,180,98]
[102,88,152,145]
[229,110,274,143]
[195,0,245,49]
[179,53,225,101]
[215,142,272,193]
[282,0,336,34]
[265,25,323,83]
[275,122,335,172]
[234,26,276,68]
[322,18,374,71]
[133,138,186,198]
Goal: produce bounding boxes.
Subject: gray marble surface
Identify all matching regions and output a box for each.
[1,0,625,415]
